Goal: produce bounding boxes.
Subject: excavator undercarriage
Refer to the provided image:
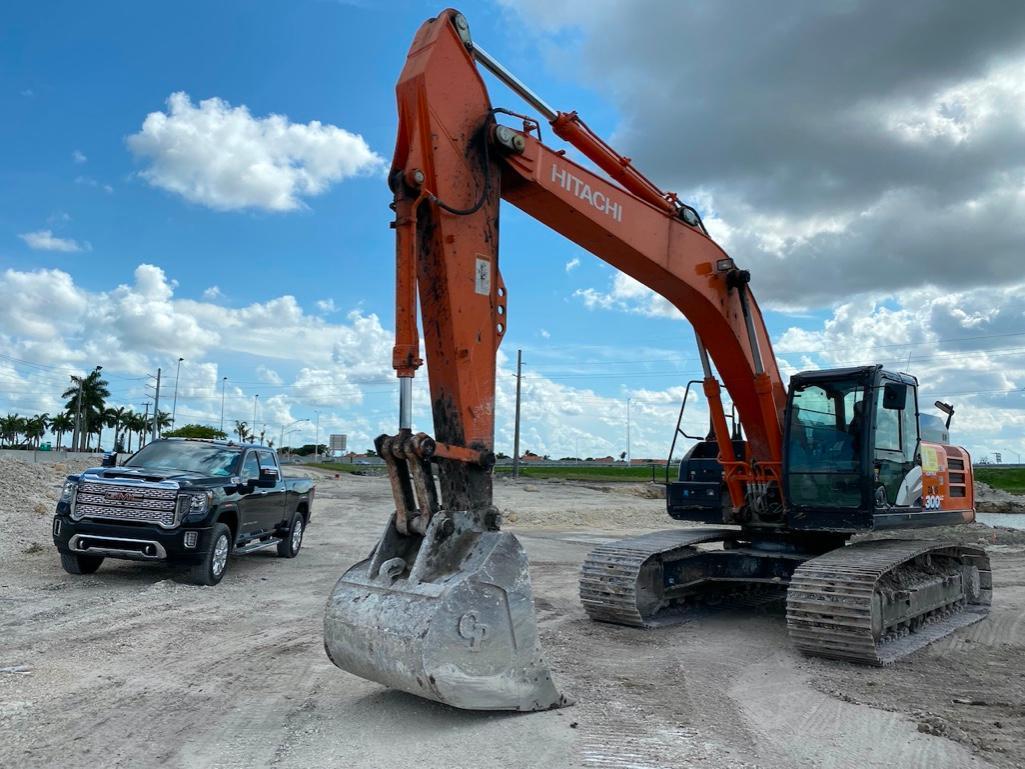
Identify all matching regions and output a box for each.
[580,529,991,664]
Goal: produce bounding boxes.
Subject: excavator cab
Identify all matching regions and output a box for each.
[783,365,967,532]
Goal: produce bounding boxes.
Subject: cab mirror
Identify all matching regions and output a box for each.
[882,382,908,410]
[256,466,279,488]
[101,452,118,468]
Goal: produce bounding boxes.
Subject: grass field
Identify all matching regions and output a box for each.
[494,464,664,482]
[975,467,1025,495]
[305,461,666,483]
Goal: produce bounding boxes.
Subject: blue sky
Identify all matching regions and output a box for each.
[2,1,1024,462]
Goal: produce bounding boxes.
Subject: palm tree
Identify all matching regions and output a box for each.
[51,412,74,451]
[62,369,110,451]
[234,420,251,443]
[2,413,27,447]
[0,414,17,447]
[107,406,128,451]
[25,413,50,448]
[122,410,137,453]
[154,410,172,439]
[130,412,149,450]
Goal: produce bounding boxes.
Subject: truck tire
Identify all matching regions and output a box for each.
[60,551,104,575]
[190,523,232,586]
[276,513,304,558]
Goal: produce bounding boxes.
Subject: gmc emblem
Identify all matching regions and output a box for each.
[105,491,143,502]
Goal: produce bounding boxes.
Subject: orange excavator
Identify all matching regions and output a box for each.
[323,9,991,711]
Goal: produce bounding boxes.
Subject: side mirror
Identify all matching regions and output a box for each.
[102,452,118,468]
[256,466,279,488]
[883,382,908,410]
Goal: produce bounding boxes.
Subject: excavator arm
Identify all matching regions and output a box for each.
[389,9,786,517]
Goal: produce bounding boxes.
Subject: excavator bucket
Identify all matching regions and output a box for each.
[324,508,570,711]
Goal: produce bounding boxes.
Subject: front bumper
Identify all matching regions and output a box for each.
[52,516,213,564]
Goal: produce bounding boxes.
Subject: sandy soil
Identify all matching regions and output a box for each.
[1,465,1023,769]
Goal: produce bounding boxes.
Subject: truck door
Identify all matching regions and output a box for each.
[256,449,287,531]
[238,450,264,536]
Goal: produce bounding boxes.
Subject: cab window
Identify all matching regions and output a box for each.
[241,452,260,480]
[874,388,901,451]
[256,451,278,477]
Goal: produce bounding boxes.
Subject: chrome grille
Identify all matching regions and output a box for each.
[76,481,179,528]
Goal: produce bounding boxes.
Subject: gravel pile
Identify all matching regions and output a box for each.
[0,457,96,562]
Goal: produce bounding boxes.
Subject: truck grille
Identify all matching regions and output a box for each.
[76,481,179,528]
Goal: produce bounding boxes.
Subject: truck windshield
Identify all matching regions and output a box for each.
[124,442,241,477]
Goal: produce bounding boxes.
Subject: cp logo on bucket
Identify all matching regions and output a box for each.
[457,611,490,651]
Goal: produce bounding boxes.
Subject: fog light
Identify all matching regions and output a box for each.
[184,531,199,549]
[53,518,61,536]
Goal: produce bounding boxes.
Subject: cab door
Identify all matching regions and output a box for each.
[872,379,920,507]
[255,449,287,530]
[238,450,265,536]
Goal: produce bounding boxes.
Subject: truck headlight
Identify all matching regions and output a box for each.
[62,479,82,520]
[177,491,212,519]
[60,479,78,503]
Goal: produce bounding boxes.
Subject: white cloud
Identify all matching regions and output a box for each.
[127,92,385,212]
[75,176,113,193]
[316,298,338,313]
[256,365,283,385]
[202,285,223,300]
[565,257,580,272]
[72,150,87,164]
[574,273,679,320]
[18,229,88,253]
[539,329,551,339]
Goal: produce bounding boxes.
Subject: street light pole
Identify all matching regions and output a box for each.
[220,377,227,434]
[253,394,259,438]
[171,357,184,428]
[314,411,320,461]
[280,418,309,451]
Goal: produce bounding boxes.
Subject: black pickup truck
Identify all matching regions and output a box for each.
[52,439,316,585]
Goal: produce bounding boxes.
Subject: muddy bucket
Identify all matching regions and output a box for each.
[324,509,570,711]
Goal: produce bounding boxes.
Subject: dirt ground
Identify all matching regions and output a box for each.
[1,462,1023,769]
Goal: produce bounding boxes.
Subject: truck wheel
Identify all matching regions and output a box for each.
[60,551,104,575]
[190,523,232,586]
[277,513,304,558]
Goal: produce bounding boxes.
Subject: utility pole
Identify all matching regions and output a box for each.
[314,410,320,461]
[513,349,523,479]
[253,394,259,439]
[171,357,184,428]
[220,376,227,434]
[151,368,161,441]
